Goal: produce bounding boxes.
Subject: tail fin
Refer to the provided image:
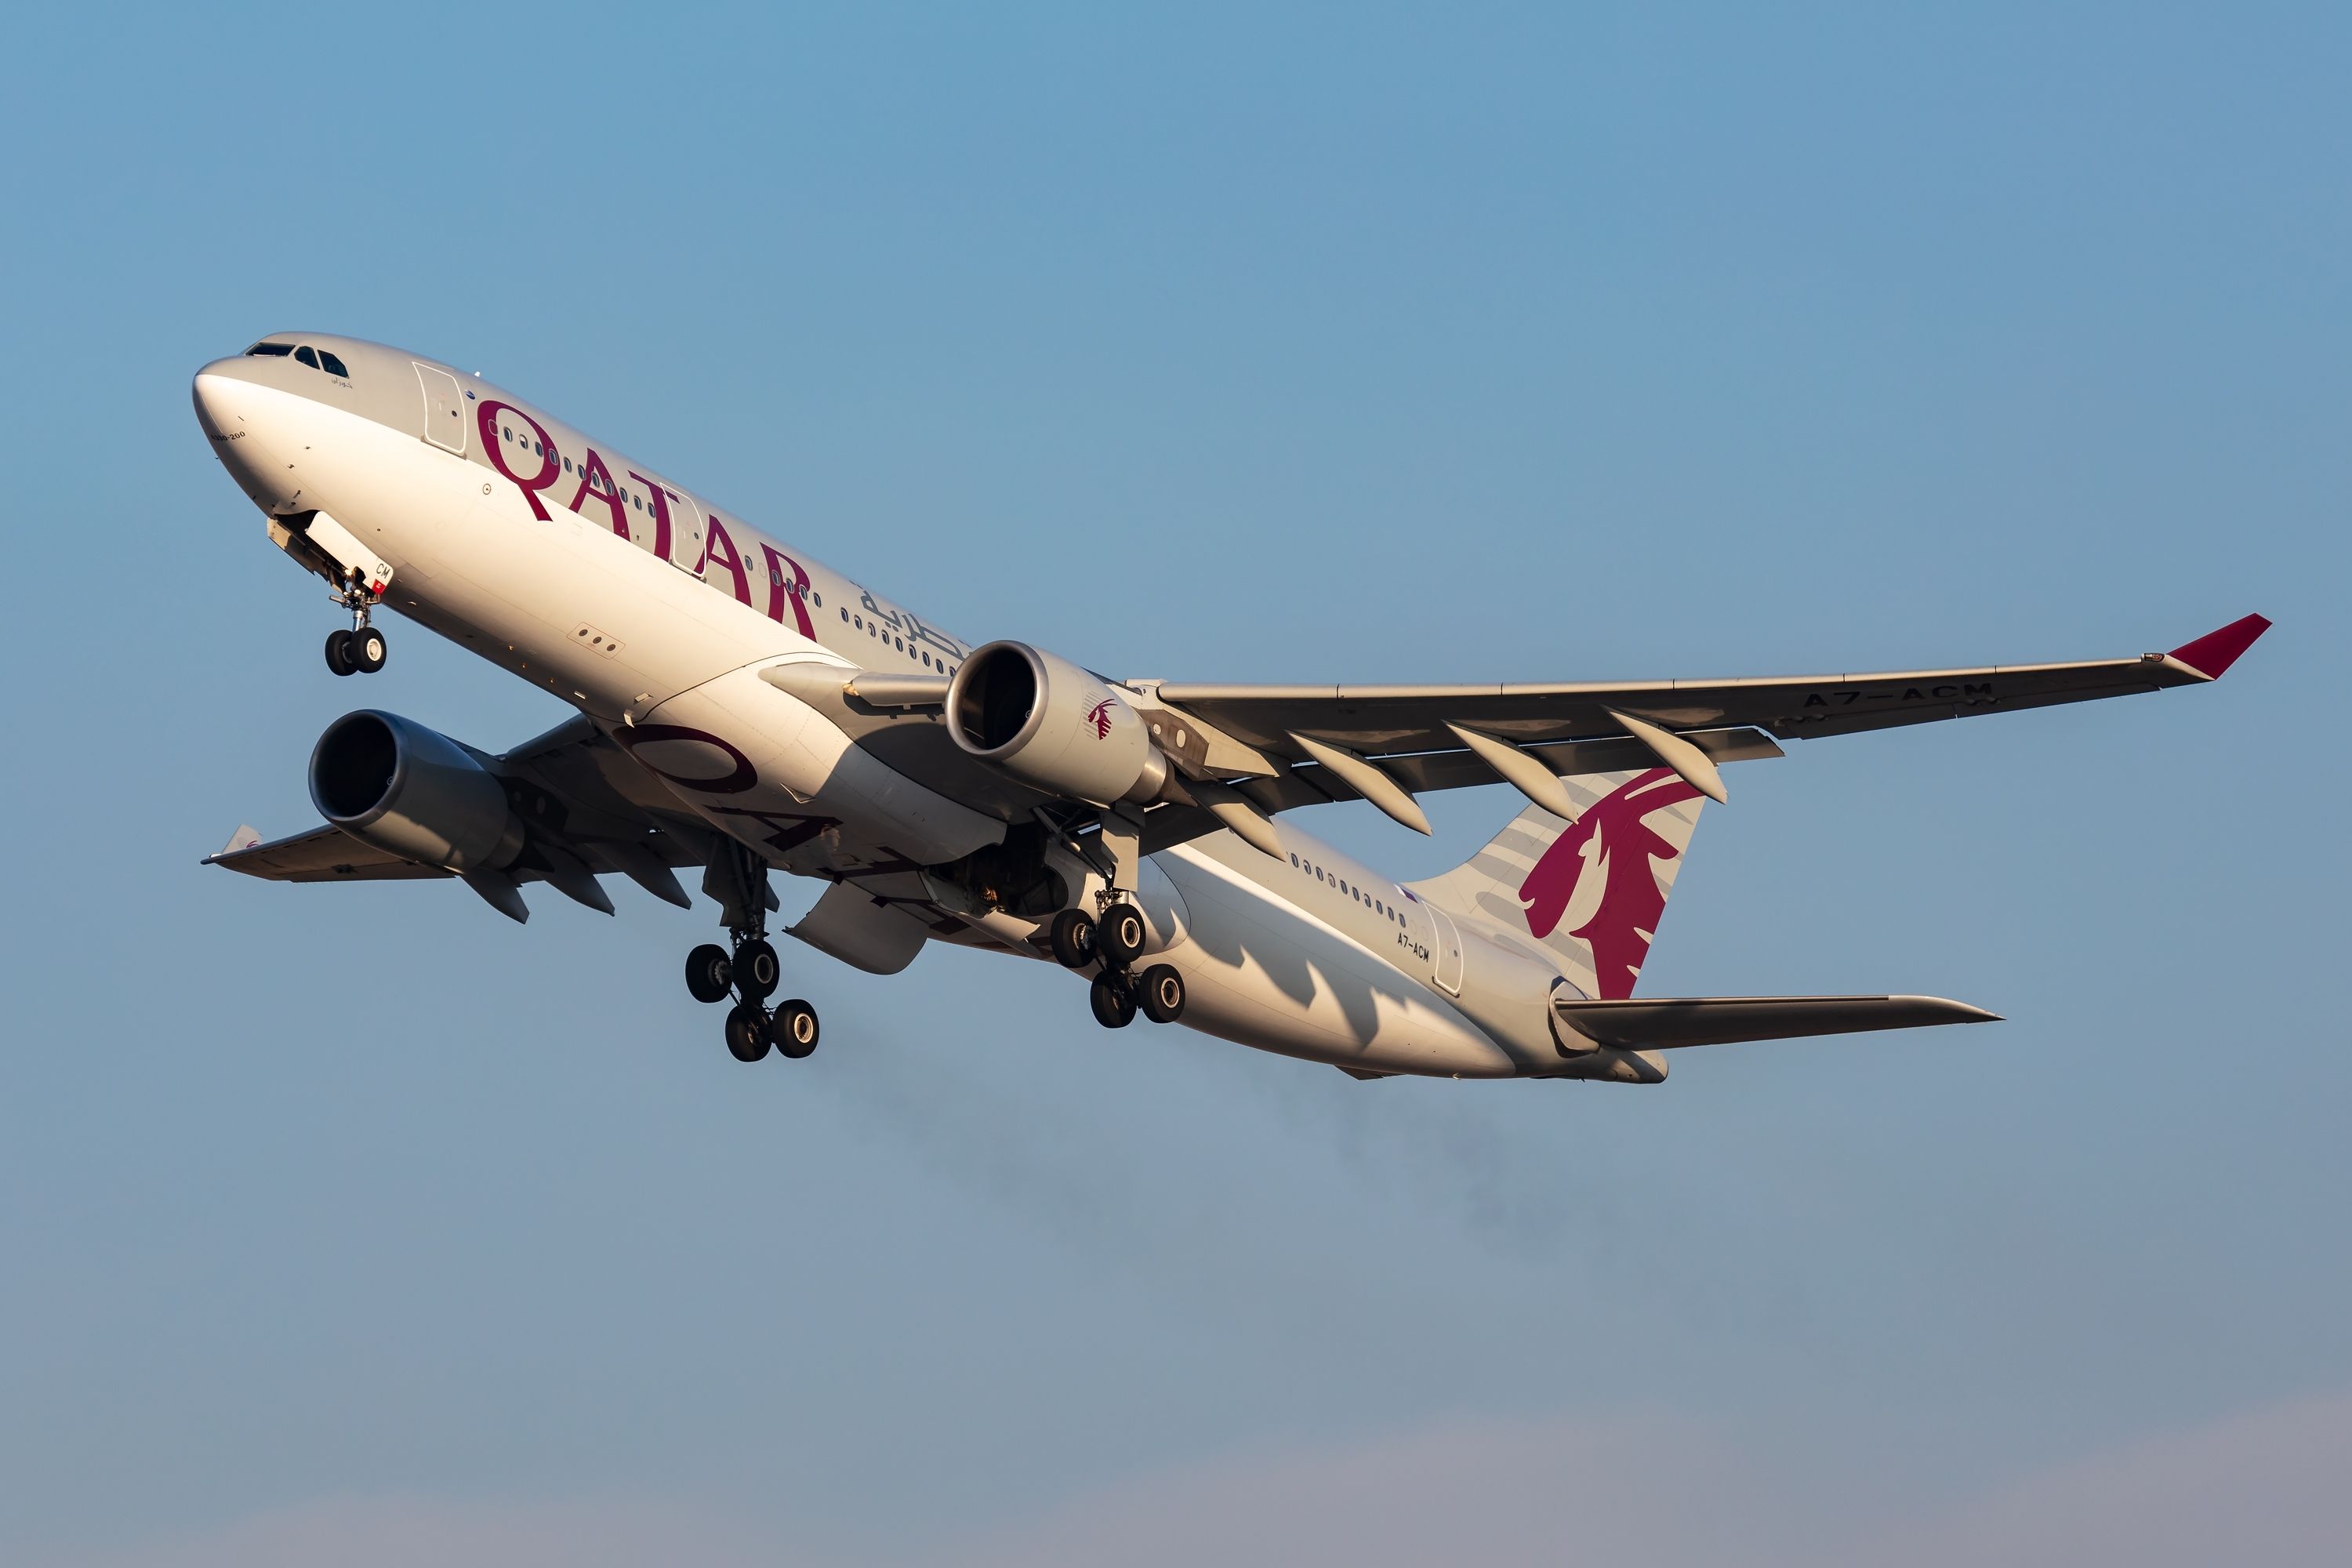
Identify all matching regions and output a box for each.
[1408,768,1707,1001]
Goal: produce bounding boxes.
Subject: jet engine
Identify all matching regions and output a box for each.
[946,641,1171,807]
[309,710,524,873]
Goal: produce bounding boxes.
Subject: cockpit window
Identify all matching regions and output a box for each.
[295,347,321,369]
[245,341,294,357]
[318,350,350,377]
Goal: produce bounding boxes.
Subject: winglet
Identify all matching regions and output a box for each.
[205,824,265,864]
[2167,614,2271,680]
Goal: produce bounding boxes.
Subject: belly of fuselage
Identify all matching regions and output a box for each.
[1151,847,1518,1078]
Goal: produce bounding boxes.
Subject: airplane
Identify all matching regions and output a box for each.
[191,332,2270,1082]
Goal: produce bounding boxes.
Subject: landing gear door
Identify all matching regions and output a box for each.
[663,486,706,575]
[414,364,467,455]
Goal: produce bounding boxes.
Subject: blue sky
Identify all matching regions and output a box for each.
[2,4,2346,1563]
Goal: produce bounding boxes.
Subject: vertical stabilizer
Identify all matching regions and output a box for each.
[1408,768,1706,1000]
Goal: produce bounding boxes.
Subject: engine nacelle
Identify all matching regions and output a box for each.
[309,710,524,873]
[946,641,1170,807]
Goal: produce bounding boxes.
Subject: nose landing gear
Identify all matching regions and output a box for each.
[324,571,388,677]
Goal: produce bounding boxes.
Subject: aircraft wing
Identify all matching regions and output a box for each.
[1152,614,2270,761]
[772,616,2268,855]
[205,824,449,882]
[202,715,712,914]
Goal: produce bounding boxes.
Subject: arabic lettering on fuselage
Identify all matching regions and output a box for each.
[473,395,967,661]
[857,590,964,662]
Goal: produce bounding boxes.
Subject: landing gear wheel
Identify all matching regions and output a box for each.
[1089,973,1137,1029]
[1098,902,1149,967]
[324,629,356,677]
[772,999,819,1058]
[684,943,733,1004]
[350,625,387,673]
[733,938,781,1000]
[724,1004,771,1062]
[1047,908,1098,969]
[1137,964,1186,1024]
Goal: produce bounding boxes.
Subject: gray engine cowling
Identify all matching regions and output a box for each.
[309,710,523,873]
[946,641,1170,807]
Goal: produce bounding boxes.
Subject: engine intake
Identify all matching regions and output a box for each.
[946,641,1169,807]
[310,710,523,873]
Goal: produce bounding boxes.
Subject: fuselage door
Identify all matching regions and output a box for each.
[1425,902,1465,996]
[414,364,467,455]
[662,485,706,575]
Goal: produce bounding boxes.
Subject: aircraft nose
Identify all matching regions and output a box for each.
[193,358,296,509]
[191,359,246,441]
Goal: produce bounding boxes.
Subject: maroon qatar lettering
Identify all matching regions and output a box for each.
[477,401,558,521]
[703,517,753,605]
[760,543,815,637]
[569,447,629,539]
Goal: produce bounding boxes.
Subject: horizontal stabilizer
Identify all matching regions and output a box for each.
[1552,993,1998,1050]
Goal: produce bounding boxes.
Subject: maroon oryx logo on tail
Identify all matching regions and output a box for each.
[1086,699,1115,739]
[1518,768,1703,999]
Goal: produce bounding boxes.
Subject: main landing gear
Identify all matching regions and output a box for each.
[687,937,820,1062]
[1052,900,1185,1031]
[324,569,387,677]
[688,844,818,1064]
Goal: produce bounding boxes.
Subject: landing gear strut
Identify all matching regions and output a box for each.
[687,845,819,1062]
[325,569,388,677]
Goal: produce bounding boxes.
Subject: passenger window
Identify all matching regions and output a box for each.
[318,350,350,377]
[245,342,294,357]
[294,347,321,369]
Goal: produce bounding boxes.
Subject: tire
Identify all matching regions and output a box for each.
[773,999,819,1058]
[1047,908,1098,969]
[684,943,733,1004]
[1137,964,1185,1024]
[350,626,387,673]
[733,938,781,1000]
[1089,973,1137,1029]
[324,628,355,677]
[1098,902,1149,967]
[725,1004,771,1062]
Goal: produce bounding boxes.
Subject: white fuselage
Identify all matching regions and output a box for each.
[194,336,1541,1080]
